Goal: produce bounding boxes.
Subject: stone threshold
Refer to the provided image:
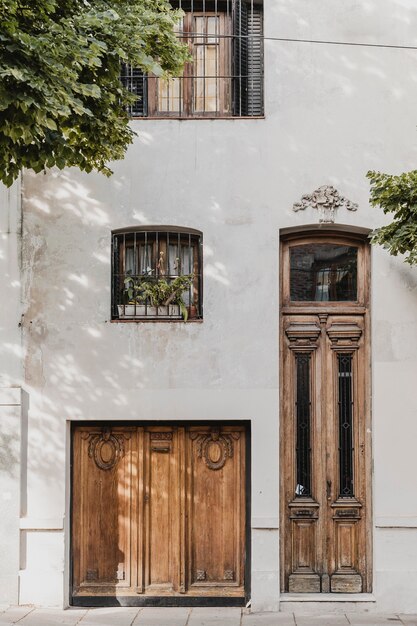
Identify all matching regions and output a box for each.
[280,593,376,602]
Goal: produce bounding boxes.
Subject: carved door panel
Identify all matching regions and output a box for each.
[186,427,246,595]
[72,426,139,595]
[280,315,370,593]
[72,424,246,602]
[280,234,371,594]
[140,427,181,594]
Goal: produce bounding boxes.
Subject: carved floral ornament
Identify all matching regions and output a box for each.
[190,429,240,470]
[293,185,358,224]
[82,428,130,471]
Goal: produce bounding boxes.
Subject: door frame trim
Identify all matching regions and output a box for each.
[69,420,251,607]
[279,227,373,594]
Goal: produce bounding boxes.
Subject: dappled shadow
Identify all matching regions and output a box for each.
[16,0,417,491]
[2,0,416,604]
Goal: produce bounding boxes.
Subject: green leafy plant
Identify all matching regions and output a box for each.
[0,0,189,186]
[124,274,194,320]
[367,170,417,265]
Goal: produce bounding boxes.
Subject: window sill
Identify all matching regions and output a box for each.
[130,115,265,121]
[110,318,203,324]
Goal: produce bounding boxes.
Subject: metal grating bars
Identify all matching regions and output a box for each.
[120,0,263,118]
[111,228,203,321]
[295,353,312,497]
[338,353,354,497]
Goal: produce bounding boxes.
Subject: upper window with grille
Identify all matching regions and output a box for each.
[121,0,263,118]
[112,227,203,321]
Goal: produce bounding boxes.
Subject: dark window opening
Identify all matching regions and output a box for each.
[120,0,264,118]
[338,353,354,498]
[112,228,203,321]
[295,353,312,498]
[290,244,358,302]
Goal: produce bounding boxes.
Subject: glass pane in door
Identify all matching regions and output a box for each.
[290,244,358,302]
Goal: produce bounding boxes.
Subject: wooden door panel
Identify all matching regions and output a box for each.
[281,317,324,592]
[72,426,138,596]
[331,517,362,593]
[288,519,320,593]
[143,428,180,593]
[187,427,245,595]
[72,424,247,601]
[280,312,370,593]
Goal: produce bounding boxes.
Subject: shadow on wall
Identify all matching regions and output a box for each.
[9,0,417,572]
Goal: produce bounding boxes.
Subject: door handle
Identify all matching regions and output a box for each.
[327,480,332,501]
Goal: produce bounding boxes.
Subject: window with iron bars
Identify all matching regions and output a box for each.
[120,0,263,118]
[112,227,203,321]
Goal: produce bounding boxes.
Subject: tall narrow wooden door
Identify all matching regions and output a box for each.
[280,233,372,593]
[72,424,247,603]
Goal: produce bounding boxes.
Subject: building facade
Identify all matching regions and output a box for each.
[1,0,417,613]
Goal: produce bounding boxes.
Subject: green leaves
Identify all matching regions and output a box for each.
[0,0,188,186]
[124,275,194,321]
[367,170,417,265]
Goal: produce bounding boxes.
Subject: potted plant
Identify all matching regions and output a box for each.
[118,274,195,321]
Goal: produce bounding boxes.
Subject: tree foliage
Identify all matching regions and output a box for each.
[367,170,417,265]
[0,0,188,186]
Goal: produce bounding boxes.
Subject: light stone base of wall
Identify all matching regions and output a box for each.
[374,571,417,614]
[19,569,64,608]
[251,528,280,612]
[0,389,21,606]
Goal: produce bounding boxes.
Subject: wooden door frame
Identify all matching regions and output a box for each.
[279,226,373,594]
[69,420,251,607]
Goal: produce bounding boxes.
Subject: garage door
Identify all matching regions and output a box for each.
[71,424,248,605]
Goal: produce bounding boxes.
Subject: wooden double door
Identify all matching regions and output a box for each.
[72,424,247,604]
[280,233,372,594]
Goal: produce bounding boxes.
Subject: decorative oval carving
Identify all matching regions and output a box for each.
[87,428,126,471]
[207,441,222,464]
[203,439,227,470]
[100,441,114,464]
[191,429,240,471]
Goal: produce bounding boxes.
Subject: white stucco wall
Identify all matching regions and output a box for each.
[0,180,22,605]
[3,0,417,612]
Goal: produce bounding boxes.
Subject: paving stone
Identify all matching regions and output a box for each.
[0,607,35,625]
[242,611,296,625]
[78,607,140,626]
[346,615,402,626]
[133,607,190,626]
[187,607,242,626]
[17,608,87,626]
[295,615,349,626]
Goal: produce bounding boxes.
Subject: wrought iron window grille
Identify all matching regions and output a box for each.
[338,353,354,498]
[295,353,312,498]
[111,227,203,321]
[120,0,264,118]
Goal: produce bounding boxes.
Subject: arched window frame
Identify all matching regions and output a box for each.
[111,226,203,322]
[280,227,371,314]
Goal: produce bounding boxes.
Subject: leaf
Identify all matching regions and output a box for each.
[45,118,57,130]
[0,0,188,186]
[367,170,417,265]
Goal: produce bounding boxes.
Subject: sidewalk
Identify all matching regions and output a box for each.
[1,607,417,626]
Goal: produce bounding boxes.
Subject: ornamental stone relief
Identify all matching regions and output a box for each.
[293,185,358,223]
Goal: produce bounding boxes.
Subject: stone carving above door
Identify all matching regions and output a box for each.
[293,185,358,223]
